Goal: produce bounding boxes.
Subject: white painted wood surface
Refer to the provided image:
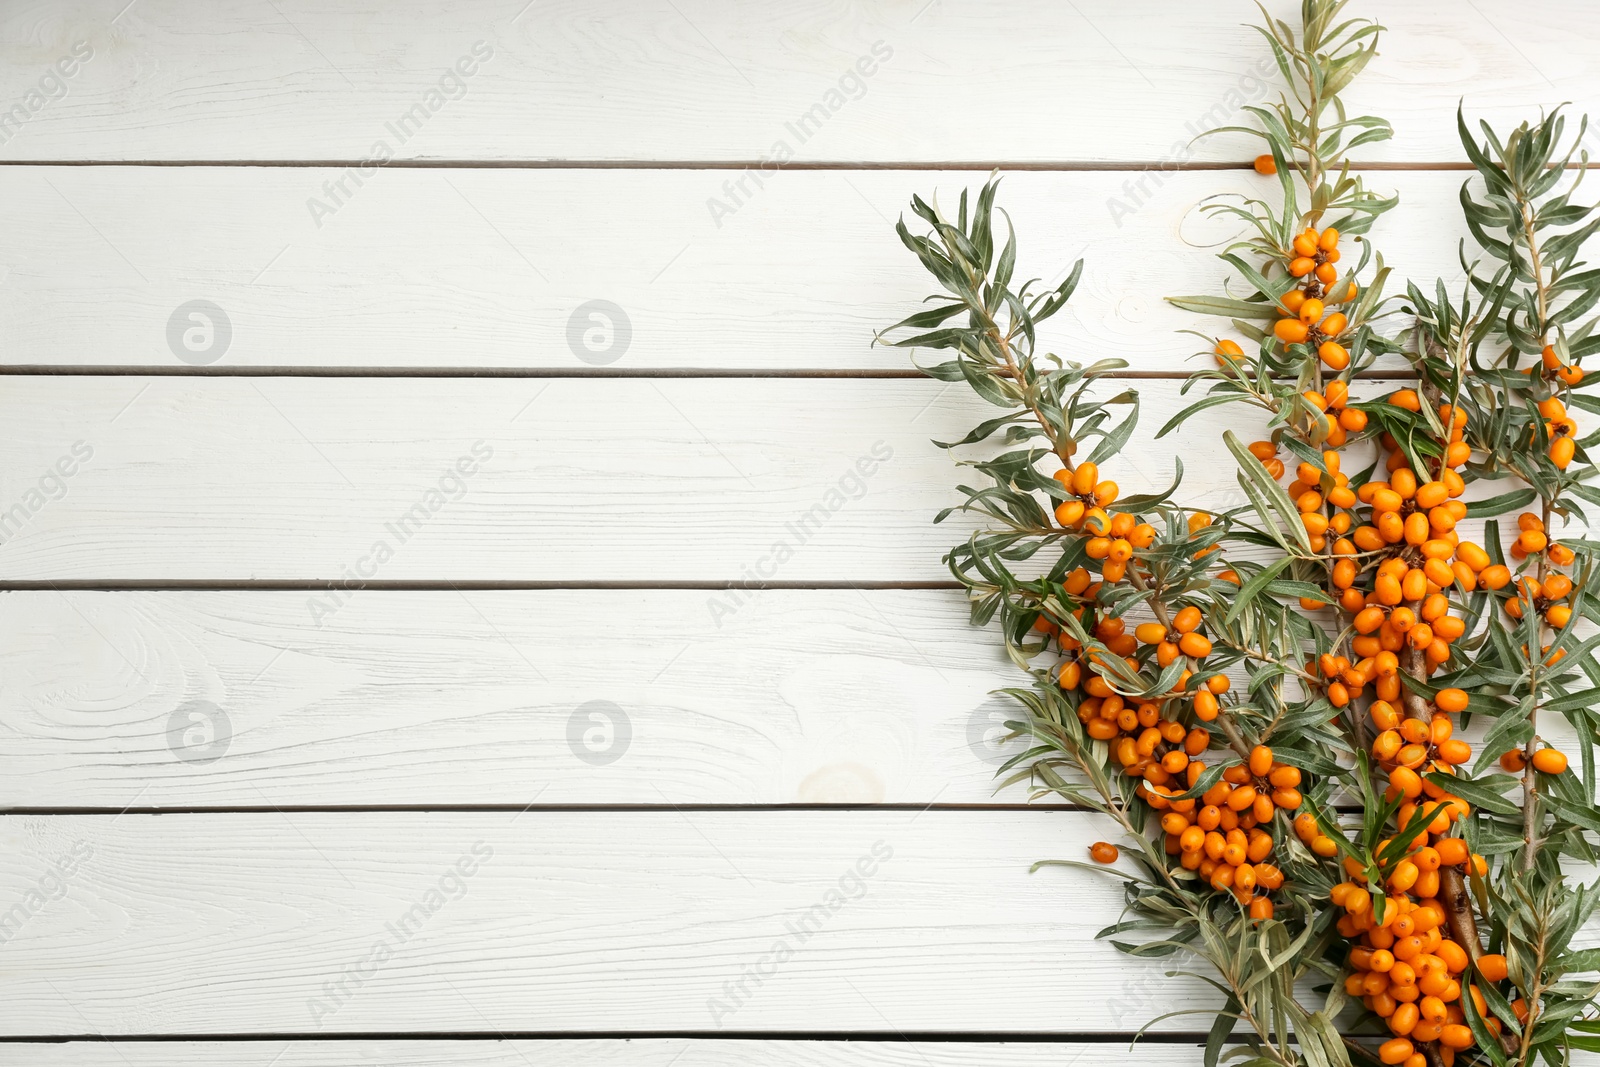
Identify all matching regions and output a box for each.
[0,590,1021,807]
[5,375,1510,582]
[0,374,1574,581]
[0,168,1473,370]
[0,812,1218,1034]
[0,1041,1211,1066]
[3,590,1584,809]
[6,0,1597,1059]
[0,1,1591,163]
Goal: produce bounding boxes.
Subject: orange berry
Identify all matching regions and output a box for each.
[1253,154,1277,175]
[1433,838,1465,870]
[1134,622,1167,645]
[1389,390,1422,412]
[1089,841,1119,864]
[1532,748,1569,774]
[1275,318,1311,343]
[1551,435,1576,469]
[1379,1038,1414,1064]
[1355,606,1387,634]
[1055,500,1086,527]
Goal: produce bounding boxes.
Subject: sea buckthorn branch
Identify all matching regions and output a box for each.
[1438,107,1600,1067]
[1458,107,1596,866]
[882,180,1355,1067]
[1159,2,1600,1064]
[1232,1,1392,206]
[1165,0,1401,819]
[1179,0,1396,385]
[1167,0,1398,804]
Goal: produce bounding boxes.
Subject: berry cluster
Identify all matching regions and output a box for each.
[1271,227,1357,370]
[1043,472,1300,920]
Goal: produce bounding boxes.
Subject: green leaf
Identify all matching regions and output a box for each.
[1224,558,1293,625]
[1167,294,1279,320]
[1224,430,1314,554]
[1431,771,1521,816]
[1463,487,1538,519]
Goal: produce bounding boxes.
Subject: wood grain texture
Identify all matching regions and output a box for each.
[0,811,1220,1034]
[4,589,1584,810]
[7,0,1598,1050]
[0,1041,1214,1066]
[0,375,1252,582]
[0,1,1592,163]
[3,375,1581,583]
[0,589,1024,808]
[0,167,1491,371]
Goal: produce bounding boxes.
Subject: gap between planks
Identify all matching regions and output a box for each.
[0,803,1073,815]
[0,159,1563,171]
[0,368,1426,380]
[1,580,961,591]
[0,1031,1219,1043]
[0,803,1369,816]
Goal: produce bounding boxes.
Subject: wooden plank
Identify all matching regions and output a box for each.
[0,168,1502,370]
[0,811,1221,1034]
[0,375,1257,582]
[0,1040,1218,1065]
[0,1,1591,163]
[0,376,1580,582]
[0,589,1025,808]
[6,589,1584,810]
[0,1040,1216,1066]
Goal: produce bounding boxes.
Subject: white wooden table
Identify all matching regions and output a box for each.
[1,1,1595,1062]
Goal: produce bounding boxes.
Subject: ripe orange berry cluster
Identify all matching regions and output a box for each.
[1536,342,1586,390]
[1057,584,1299,918]
[1502,520,1576,639]
[1534,391,1580,469]
[1335,888,1496,1065]
[1270,227,1356,370]
[1044,467,1300,918]
[1050,461,1157,584]
[1292,806,1497,1064]
[1244,392,1490,680]
[1369,692,1473,798]
[1156,744,1300,920]
[1309,379,1369,442]
[1501,744,1569,775]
